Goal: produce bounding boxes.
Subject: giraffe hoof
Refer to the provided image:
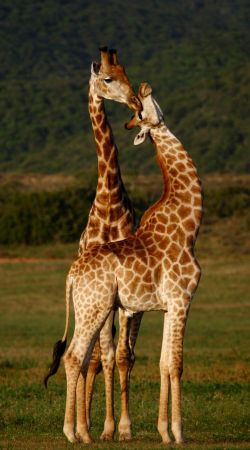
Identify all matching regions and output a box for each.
[175,437,185,444]
[119,432,132,441]
[100,432,114,441]
[161,436,172,444]
[75,432,82,442]
[75,431,93,444]
[63,430,78,444]
[84,435,94,444]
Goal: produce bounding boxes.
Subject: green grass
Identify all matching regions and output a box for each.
[0,228,249,449]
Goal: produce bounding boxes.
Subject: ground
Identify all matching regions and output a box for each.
[0,219,249,450]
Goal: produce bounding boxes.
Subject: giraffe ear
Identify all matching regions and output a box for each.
[91,62,100,75]
[134,130,148,145]
[139,82,152,98]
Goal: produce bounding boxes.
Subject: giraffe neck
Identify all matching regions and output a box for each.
[78,86,135,252]
[88,86,122,191]
[138,123,202,247]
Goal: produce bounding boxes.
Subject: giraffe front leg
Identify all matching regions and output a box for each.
[100,310,116,441]
[158,312,172,444]
[116,309,132,441]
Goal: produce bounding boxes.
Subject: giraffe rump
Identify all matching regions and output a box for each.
[44,339,67,388]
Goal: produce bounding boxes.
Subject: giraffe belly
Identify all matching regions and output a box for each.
[118,290,164,314]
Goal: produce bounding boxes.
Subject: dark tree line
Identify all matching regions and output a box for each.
[0,185,249,245]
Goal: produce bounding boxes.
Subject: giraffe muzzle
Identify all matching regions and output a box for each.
[124,115,137,130]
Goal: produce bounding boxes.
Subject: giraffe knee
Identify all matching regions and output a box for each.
[159,359,170,376]
[101,346,115,368]
[64,351,81,366]
[169,366,183,379]
[88,341,102,373]
[116,347,131,370]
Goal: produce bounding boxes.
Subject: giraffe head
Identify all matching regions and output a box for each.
[90,46,141,112]
[125,82,164,144]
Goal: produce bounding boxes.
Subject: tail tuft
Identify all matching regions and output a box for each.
[44,339,67,388]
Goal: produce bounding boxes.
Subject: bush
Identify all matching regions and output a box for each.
[0,186,95,245]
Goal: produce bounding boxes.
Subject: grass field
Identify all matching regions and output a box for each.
[0,221,249,450]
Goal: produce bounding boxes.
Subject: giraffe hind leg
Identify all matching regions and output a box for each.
[99,310,116,441]
[84,339,102,431]
[63,349,82,443]
[76,372,93,443]
[116,309,133,441]
[63,305,114,443]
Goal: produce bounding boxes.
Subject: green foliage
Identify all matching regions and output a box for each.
[204,186,250,220]
[0,181,249,245]
[0,0,249,174]
[0,186,95,245]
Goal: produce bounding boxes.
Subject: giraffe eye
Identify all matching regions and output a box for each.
[138,112,143,120]
[104,78,113,83]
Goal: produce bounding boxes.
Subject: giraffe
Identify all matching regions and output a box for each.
[77,46,143,441]
[45,47,143,441]
[44,82,203,444]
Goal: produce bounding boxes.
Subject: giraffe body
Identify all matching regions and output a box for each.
[47,82,202,444]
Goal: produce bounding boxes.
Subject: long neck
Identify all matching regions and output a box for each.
[138,123,203,247]
[88,85,122,191]
[78,85,135,252]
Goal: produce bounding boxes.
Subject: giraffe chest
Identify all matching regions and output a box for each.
[114,239,200,314]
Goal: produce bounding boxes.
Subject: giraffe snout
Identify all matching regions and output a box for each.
[125,115,137,130]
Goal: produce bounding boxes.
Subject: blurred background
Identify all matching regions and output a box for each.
[0,0,249,247]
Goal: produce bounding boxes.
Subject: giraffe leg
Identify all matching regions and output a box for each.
[170,368,183,444]
[159,304,190,444]
[158,312,172,444]
[63,349,83,443]
[115,311,143,441]
[63,305,114,443]
[76,372,93,443]
[99,310,116,441]
[170,311,189,444]
[84,339,102,430]
[116,309,132,441]
[128,312,143,375]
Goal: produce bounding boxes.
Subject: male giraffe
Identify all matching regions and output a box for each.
[45,82,203,444]
[45,47,142,441]
[78,46,143,441]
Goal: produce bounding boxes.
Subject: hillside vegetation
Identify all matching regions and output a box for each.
[0,173,249,247]
[0,0,249,174]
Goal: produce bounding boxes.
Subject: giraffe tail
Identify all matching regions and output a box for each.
[44,274,72,388]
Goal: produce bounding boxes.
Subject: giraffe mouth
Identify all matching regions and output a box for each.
[124,116,136,130]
